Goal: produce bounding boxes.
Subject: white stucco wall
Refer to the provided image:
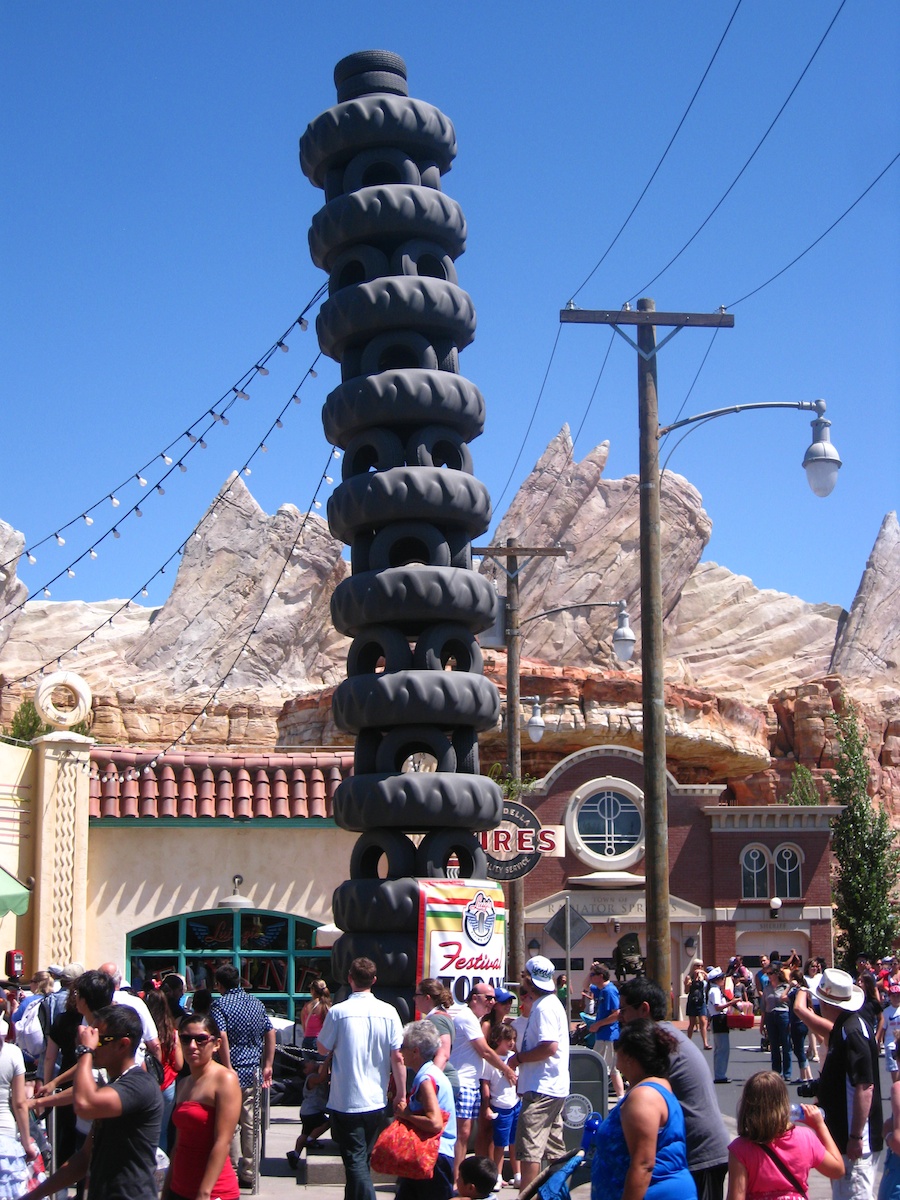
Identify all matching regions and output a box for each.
[86,822,357,967]
[0,742,36,964]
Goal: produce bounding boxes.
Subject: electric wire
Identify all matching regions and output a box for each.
[629,0,848,301]
[569,0,744,304]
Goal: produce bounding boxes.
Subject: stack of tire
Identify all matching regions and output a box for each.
[300,51,503,1019]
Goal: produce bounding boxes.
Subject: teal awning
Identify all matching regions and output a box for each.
[0,868,31,917]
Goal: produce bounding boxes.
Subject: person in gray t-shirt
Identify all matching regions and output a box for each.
[619,977,729,1200]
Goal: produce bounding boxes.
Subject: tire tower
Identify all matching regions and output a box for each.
[300,51,503,1019]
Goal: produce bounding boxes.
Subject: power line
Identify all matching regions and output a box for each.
[629,0,848,300]
[569,0,743,303]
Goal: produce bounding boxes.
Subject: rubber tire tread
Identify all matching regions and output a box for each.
[405,426,473,473]
[327,466,491,541]
[300,95,457,187]
[415,830,488,880]
[316,277,475,362]
[328,244,390,296]
[309,186,466,272]
[331,567,499,637]
[333,670,500,734]
[331,931,417,988]
[368,521,451,571]
[413,623,483,674]
[358,331,439,377]
[333,51,407,87]
[323,369,484,447]
[336,71,409,104]
[342,147,421,195]
[349,829,417,880]
[341,427,406,479]
[333,772,503,832]
[332,877,419,933]
[346,626,413,676]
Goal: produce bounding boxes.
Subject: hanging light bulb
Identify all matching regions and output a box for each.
[260,443,268,453]
[187,432,197,443]
[178,462,187,472]
[325,475,333,484]
[89,549,97,559]
[55,533,65,546]
[141,587,149,597]
[27,553,36,565]
[135,507,143,518]
[313,500,322,509]
[137,474,147,486]
[292,394,301,405]
[309,368,318,379]
[110,495,120,507]
[156,486,165,496]
[113,527,121,539]
[234,389,250,401]
[162,454,172,465]
[43,588,51,598]
[220,415,229,426]
[332,449,341,459]
[199,439,207,449]
[275,419,283,429]
[83,514,93,526]
[243,467,251,476]
[67,568,75,578]
[257,365,269,377]
[278,341,289,353]
[299,317,308,331]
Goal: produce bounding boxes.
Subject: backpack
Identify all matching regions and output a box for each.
[17,1000,46,1059]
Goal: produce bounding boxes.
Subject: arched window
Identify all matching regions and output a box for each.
[741,846,769,900]
[126,909,332,1019]
[774,845,802,899]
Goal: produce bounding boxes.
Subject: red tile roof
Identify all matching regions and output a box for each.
[88,747,354,819]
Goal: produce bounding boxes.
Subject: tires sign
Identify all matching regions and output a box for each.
[478,800,565,881]
[417,880,507,1005]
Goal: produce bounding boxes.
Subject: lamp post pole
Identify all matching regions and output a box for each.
[505,538,525,984]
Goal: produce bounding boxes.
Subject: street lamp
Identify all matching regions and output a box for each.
[525,697,545,743]
[769,897,783,920]
[520,600,636,666]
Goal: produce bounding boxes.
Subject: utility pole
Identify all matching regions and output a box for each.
[559,298,734,1006]
[473,538,567,983]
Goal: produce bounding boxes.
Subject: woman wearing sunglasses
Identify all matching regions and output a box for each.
[163,1014,241,1200]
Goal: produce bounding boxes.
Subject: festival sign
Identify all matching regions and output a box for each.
[417,879,507,1005]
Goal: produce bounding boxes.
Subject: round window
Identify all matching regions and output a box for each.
[565,777,645,871]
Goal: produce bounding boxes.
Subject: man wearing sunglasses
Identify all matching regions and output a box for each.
[26,1004,163,1200]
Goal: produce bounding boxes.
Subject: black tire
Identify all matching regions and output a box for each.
[346,626,413,676]
[405,426,473,473]
[327,467,492,542]
[333,51,407,87]
[331,932,417,988]
[413,623,483,674]
[373,726,456,774]
[331,566,499,637]
[300,95,457,188]
[316,277,475,363]
[349,829,417,880]
[342,147,421,194]
[333,671,500,734]
[389,239,457,285]
[328,244,390,296]
[416,830,488,879]
[368,521,451,571]
[353,728,382,775]
[309,186,466,272]
[332,877,419,933]
[336,71,409,104]
[341,428,406,479]
[453,726,481,775]
[322,370,484,447]
[333,772,503,832]
[358,331,439,377]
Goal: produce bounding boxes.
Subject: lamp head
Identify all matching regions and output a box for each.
[802,400,841,497]
[612,605,636,662]
[526,698,545,744]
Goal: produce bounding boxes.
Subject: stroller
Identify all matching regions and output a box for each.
[519,1113,601,1199]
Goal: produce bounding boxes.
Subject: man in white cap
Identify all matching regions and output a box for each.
[795,968,883,1200]
[508,955,570,1194]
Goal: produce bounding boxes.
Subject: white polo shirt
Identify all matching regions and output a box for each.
[517,991,569,1098]
[317,990,403,1114]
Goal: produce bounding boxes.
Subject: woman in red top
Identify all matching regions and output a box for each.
[163,1014,241,1200]
[146,989,184,1151]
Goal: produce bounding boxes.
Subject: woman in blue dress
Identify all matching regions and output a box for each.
[591,1019,697,1200]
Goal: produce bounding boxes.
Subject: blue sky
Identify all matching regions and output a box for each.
[1,1,897,621]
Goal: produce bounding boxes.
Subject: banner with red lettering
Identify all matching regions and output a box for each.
[417,880,507,1006]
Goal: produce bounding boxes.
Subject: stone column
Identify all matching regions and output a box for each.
[31,733,92,969]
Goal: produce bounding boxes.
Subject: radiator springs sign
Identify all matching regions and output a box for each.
[417,880,506,1005]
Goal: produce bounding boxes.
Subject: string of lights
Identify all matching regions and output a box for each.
[628,0,847,301]
[0,283,327,577]
[568,0,743,305]
[0,351,327,683]
[91,446,342,779]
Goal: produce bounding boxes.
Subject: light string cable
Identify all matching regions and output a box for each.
[1,351,326,686]
[628,0,848,302]
[491,2,744,520]
[568,0,743,305]
[0,283,327,580]
[120,448,340,773]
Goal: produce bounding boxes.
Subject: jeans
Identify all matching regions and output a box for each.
[766,1010,792,1078]
[329,1108,386,1200]
[712,1031,730,1080]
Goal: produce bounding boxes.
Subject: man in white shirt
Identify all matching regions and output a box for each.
[509,956,570,1194]
[317,956,405,1200]
[98,962,161,1067]
[448,983,517,1188]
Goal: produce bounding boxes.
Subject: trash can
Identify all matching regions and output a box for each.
[559,1047,608,1187]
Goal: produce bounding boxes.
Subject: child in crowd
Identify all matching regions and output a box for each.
[458,1155,500,1198]
[482,1024,521,1188]
[880,1080,900,1200]
[286,1054,330,1170]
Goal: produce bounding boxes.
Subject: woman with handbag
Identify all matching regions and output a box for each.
[726,1071,844,1200]
[388,1020,456,1200]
